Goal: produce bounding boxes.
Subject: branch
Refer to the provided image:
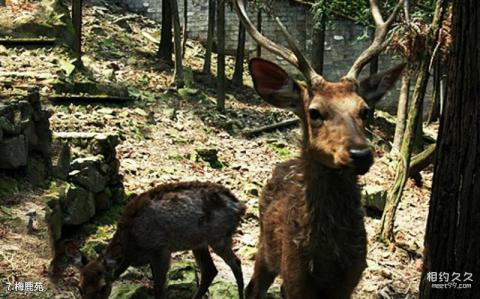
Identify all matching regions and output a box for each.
[242,118,299,137]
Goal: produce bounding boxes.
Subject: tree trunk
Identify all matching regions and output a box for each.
[232,0,247,86]
[427,59,441,123]
[256,8,262,57]
[366,34,379,127]
[311,14,326,75]
[182,0,187,58]
[420,0,480,297]
[378,0,445,243]
[216,0,225,112]
[170,0,184,87]
[203,0,216,74]
[392,74,410,153]
[72,0,83,57]
[158,0,173,62]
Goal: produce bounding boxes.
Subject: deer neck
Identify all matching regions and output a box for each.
[300,152,365,246]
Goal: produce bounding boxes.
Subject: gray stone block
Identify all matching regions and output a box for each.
[0,135,27,169]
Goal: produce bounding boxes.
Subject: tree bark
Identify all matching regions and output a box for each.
[182,0,187,58]
[170,0,184,87]
[216,0,226,112]
[203,0,216,74]
[158,0,173,62]
[420,0,480,297]
[256,8,262,57]
[392,74,410,153]
[427,59,441,123]
[378,0,445,243]
[232,0,247,86]
[311,14,326,75]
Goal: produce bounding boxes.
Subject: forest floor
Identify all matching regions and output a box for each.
[0,0,436,298]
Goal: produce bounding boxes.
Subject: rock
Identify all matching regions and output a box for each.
[69,166,107,193]
[238,245,257,261]
[0,176,18,198]
[244,183,260,197]
[166,261,197,298]
[45,197,63,242]
[0,116,17,135]
[61,184,95,225]
[0,135,27,169]
[22,121,40,149]
[26,155,49,187]
[70,155,104,170]
[209,280,240,299]
[52,142,71,180]
[110,283,152,299]
[94,192,112,211]
[361,185,387,211]
[195,148,223,169]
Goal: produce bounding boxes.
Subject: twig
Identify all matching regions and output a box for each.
[242,118,299,137]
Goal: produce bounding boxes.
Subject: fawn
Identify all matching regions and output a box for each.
[66,181,245,299]
[233,0,405,298]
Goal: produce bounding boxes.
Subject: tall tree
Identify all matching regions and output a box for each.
[311,14,326,74]
[182,0,188,57]
[379,0,445,242]
[170,0,184,87]
[217,0,226,112]
[232,0,247,86]
[158,0,173,62]
[72,0,83,57]
[420,0,480,297]
[392,73,410,153]
[203,0,216,74]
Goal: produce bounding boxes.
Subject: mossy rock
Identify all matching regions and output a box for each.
[166,261,197,299]
[0,176,18,199]
[110,283,152,299]
[209,280,240,299]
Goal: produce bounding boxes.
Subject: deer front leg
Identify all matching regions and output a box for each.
[192,247,218,299]
[150,250,171,299]
[280,243,313,299]
[245,242,277,299]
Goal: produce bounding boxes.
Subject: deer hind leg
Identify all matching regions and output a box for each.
[150,250,171,299]
[192,246,218,299]
[245,244,277,299]
[211,240,244,299]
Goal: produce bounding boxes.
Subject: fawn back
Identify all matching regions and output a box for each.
[67,181,245,299]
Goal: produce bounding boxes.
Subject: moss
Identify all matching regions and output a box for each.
[0,177,18,199]
[110,283,152,299]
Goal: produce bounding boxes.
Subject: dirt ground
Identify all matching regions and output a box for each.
[0,1,435,298]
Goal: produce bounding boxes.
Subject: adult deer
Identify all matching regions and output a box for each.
[233,0,405,298]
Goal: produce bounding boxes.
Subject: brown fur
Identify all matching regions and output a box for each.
[69,181,245,299]
[246,59,403,298]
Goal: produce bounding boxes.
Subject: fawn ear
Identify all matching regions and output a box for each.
[64,240,88,268]
[249,58,304,114]
[358,63,406,105]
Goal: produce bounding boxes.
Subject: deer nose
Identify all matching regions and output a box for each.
[349,148,373,175]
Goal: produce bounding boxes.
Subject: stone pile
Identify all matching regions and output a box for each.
[0,88,52,196]
[49,132,124,226]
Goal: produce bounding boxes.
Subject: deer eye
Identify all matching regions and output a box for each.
[359,107,371,120]
[309,108,323,121]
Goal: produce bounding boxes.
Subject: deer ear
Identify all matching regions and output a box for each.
[249,58,304,114]
[64,240,89,268]
[358,63,406,105]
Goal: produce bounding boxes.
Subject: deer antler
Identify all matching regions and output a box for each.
[344,0,405,80]
[233,0,321,82]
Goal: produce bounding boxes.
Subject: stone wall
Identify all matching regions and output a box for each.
[121,0,433,114]
[0,89,52,195]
